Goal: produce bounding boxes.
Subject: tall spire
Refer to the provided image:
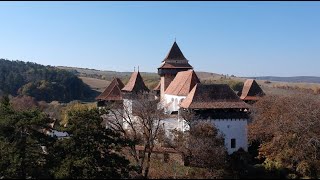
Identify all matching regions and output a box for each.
[163,41,187,62]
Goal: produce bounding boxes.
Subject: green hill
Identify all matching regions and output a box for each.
[0,59,97,102]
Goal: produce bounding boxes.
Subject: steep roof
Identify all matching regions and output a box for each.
[158,62,193,69]
[163,41,187,61]
[122,71,149,93]
[165,70,200,96]
[240,79,265,100]
[158,41,193,69]
[180,84,250,109]
[96,78,124,101]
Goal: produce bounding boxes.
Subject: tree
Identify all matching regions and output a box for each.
[50,107,133,179]
[103,95,167,178]
[0,96,56,179]
[0,58,95,102]
[248,94,320,178]
[167,110,228,178]
[10,95,39,112]
[188,122,227,169]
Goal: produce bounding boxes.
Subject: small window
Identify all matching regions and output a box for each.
[231,139,236,149]
[139,150,144,159]
[164,153,169,163]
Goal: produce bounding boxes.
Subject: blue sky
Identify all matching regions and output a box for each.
[0,1,320,77]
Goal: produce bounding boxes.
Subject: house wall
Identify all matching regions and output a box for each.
[163,94,187,113]
[160,75,175,99]
[162,117,248,154]
[123,98,133,129]
[206,119,248,154]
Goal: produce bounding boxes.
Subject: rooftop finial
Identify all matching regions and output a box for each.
[138,66,139,72]
[174,37,176,42]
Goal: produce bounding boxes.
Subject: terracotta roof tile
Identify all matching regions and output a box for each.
[180,84,250,109]
[240,79,265,100]
[165,70,200,96]
[122,71,149,93]
[158,62,193,69]
[153,81,161,91]
[96,78,124,101]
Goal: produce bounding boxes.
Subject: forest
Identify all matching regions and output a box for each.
[0,59,97,102]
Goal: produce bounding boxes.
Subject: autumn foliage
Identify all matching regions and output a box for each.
[249,94,320,178]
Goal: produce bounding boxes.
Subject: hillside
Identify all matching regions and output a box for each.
[247,76,320,84]
[56,66,320,98]
[57,66,227,89]
[0,59,97,102]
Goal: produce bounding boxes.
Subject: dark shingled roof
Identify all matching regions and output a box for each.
[96,78,124,101]
[122,71,149,93]
[180,84,250,109]
[158,41,193,69]
[165,70,200,96]
[240,79,265,100]
[163,41,187,61]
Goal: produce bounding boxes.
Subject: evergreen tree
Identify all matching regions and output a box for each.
[0,96,56,178]
[51,108,133,179]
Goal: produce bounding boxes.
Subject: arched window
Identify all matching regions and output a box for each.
[180,98,185,103]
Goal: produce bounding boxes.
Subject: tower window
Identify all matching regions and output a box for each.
[231,139,236,149]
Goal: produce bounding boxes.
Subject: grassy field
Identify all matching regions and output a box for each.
[62,66,320,97]
[79,77,110,92]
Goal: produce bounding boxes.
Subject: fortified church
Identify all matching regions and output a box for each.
[96,41,265,154]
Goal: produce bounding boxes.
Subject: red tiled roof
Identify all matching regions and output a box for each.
[240,79,265,100]
[180,84,250,109]
[242,96,260,101]
[96,78,124,101]
[158,61,193,69]
[122,71,149,93]
[165,70,200,96]
[153,81,161,91]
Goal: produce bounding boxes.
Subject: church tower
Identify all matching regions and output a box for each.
[157,41,193,99]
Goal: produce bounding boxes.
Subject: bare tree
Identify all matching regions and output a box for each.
[102,95,168,178]
[167,109,228,178]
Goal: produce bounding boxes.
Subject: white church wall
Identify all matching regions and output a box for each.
[206,119,248,154]
[163,94,186,113]
[122,98,248,155]
[161,116,248,155]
